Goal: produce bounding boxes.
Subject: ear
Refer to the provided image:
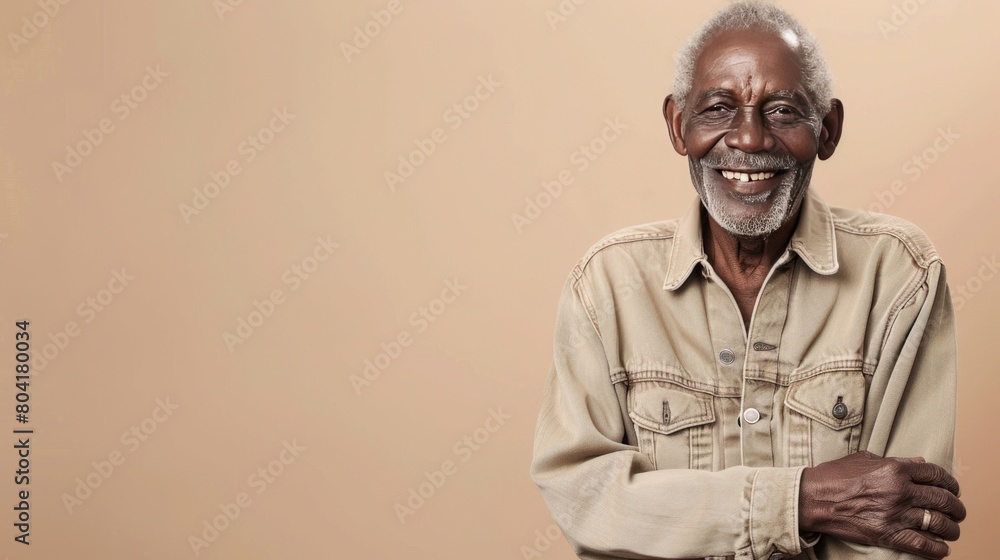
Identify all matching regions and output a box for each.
[817,98,844,161]
[663,95,688,156]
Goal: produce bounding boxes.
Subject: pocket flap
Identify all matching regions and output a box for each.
[785,370,866,430]
[628,381,715,435]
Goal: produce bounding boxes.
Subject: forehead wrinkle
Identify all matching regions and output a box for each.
[693,32,810,99]
[741,73,754,103]
[695,78,778,107]
[696,62,809,107]
[697,55,789,105]
[699,45,757,77]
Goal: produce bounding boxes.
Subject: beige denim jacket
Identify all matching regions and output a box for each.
[530,189,957,560]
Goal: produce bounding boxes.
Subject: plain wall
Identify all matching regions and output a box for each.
[0,0,994,557]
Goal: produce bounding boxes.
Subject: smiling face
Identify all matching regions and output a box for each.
[665,27,842,238]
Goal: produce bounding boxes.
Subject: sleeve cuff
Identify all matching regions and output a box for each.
[748,466,807,559]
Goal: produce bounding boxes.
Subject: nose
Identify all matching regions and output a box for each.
[724,107,775,153]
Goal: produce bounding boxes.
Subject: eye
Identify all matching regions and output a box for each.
[768,105,800,117]
[699,103,734,118]
[764,105,809,126]
[691,101,735,124]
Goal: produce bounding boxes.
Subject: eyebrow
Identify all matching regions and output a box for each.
[691,88,735,107]
[765,89,811,105]
[691,88,811,107]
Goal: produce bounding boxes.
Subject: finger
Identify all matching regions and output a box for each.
[907,507,961,541]
[912,487,967,522]
[907,461,960,496]
[930,514,962,542]
[884,529,950,560]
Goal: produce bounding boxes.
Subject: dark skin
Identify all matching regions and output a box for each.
[665,28,842,325]
[663,28,965,559]
[703,211,799,325]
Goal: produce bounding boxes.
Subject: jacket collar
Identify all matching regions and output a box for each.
[662,189,839,291]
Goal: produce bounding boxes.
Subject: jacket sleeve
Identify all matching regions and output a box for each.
[530,271,810,560]
[814,260,960,559]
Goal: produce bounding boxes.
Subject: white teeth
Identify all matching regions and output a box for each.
[720,170,776,182]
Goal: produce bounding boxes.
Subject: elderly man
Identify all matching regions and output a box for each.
[530,2,966,559]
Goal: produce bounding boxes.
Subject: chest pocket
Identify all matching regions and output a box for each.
[783,369,867,466]
[627,379,716,470]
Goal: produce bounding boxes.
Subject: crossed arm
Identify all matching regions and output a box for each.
[530,261,965,559]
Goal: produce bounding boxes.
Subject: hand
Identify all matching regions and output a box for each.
[798,451,966,559]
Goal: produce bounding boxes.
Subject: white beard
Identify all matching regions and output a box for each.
[694,161,811,238]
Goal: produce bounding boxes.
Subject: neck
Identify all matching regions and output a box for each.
[703,207,801,277]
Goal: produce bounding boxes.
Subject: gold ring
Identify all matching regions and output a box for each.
[921,508,932,532]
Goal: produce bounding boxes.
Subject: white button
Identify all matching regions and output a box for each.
[742,408,761,424]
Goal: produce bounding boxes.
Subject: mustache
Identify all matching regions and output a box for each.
[700,151,797,171]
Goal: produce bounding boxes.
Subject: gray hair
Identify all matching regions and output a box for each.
[672,1,834,116]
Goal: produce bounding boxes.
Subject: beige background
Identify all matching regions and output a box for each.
[0,0,995,558]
